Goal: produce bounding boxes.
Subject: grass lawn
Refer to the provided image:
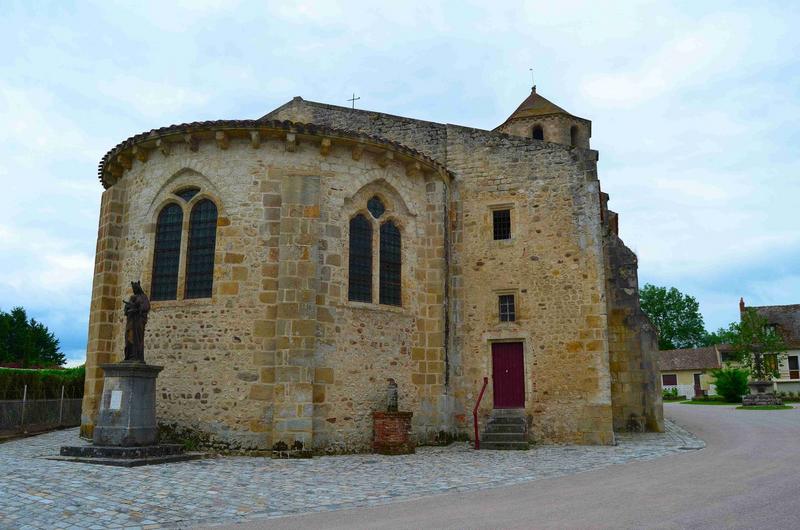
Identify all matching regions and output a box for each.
[736,405,794,410]
[679,400,739,405]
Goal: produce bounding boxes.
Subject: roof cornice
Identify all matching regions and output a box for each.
[97,119,450,189]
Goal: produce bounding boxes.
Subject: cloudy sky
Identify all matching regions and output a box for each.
[1,1,798,365]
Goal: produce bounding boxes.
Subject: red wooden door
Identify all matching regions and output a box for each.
[491,342,525,408]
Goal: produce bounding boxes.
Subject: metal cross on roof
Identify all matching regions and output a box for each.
[347,93,360,109]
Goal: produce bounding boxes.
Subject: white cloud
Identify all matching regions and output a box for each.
[581,16,747,108]
[0,83,102,164]
[0,0,798,354]
[96,77,210,119]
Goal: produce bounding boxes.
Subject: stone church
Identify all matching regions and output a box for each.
[81,86,663,451]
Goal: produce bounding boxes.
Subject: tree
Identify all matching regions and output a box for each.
[727,308,787,381]
[30,319,66,366]
[703,322,739,346]
[639,284,707,350]
[0,307,65,367]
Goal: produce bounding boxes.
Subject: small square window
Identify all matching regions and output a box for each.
[499,294,516,322]
[493,209,511,240]
[662,374,677,386]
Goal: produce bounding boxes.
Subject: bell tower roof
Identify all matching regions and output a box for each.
[495,86,591,148]
[503,86,572,122]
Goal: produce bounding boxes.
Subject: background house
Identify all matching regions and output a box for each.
[659,347,722,398]
[745,302,800,393]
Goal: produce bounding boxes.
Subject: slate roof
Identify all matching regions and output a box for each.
[658,347,721,372]
[750,304,800,348]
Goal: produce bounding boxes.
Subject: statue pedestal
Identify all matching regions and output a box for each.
[372,411,414,455]
[57,361,204,466]
[93,362,163,446]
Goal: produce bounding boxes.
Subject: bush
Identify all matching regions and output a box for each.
[662,388,682,400]
[711,367,750,403]
[0,366,85,400]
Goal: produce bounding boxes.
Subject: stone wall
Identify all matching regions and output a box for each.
[81,185,126,439]
[81,127,449,451]
[82,97,663,450]
[602,198,664,433]
[445,125,615,445]
[269,98,659,445]
[495,114,591,149]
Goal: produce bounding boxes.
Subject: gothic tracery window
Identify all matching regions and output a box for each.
[367,196,385,218]
[348,214,373,302]
[185,199,218,299]
[348,197,403,307]
[151,203,183,301]
[175,186,200,202]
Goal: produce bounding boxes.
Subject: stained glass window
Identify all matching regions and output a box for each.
[499,294,516,322]
[379,221,401,306]
[185,199,218,299]
[151,203,183,301]
[348,214,373,302]
[367,196,385,219]
[493,209,511,240]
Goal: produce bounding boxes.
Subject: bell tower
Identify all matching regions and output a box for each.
[495,86,591,149]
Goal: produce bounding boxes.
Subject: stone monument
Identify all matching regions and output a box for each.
[742,380,783,406]
[58,282,201,466]
[742,354,783,407]
[372,378,414,455]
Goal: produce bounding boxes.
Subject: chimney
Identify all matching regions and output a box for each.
[739,297,745,313]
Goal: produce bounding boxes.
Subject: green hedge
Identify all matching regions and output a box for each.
[0,366,85,400]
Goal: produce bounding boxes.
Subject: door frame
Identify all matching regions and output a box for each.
[485,336,531,409]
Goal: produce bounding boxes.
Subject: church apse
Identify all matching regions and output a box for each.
[82,88,663,451]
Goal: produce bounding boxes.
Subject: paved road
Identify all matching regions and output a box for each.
[217,404,800,530]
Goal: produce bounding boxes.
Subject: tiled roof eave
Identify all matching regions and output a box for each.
[97,119,451,189]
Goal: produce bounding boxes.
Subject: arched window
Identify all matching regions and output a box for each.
[348,214,373,302]
[570,126,579,147]
[532,125,544,141]
[379,221,402,306]
[151,203,183,301]
[185,199,218,299]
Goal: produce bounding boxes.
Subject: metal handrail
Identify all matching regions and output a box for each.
[473,376,489,450]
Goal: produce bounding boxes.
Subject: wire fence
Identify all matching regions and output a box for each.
[0,384,82,436]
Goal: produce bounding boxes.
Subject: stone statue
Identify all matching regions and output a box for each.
[123,281,150,363]
[387,378,398,413]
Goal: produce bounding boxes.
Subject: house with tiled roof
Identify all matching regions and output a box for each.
[659,346,723,398]
[742,299,800,392]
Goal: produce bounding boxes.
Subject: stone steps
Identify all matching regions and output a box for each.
[484,423,526,433]
[480,409,529,450]
[480,440,530,450]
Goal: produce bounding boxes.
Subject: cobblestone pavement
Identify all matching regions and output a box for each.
[0,420,702,530]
